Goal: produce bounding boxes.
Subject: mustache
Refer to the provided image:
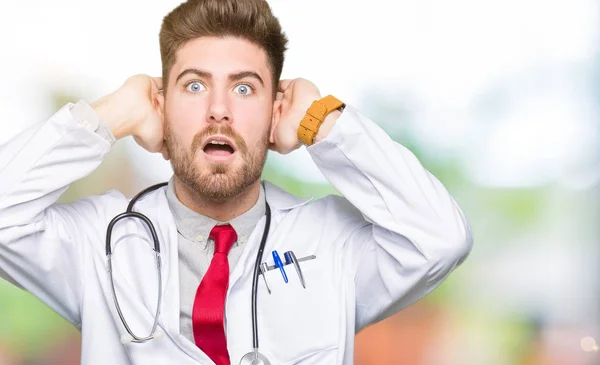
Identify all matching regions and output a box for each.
[191,124,248,155]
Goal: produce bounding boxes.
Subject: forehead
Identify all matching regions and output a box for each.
[170,36,272,84]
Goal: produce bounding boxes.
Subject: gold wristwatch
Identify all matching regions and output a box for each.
[297,95,345,146]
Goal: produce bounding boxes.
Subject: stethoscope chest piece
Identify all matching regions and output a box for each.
[239,349,271,365]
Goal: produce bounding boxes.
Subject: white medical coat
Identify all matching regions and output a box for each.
[0,103,473,364]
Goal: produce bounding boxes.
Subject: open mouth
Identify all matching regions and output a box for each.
[201,136,237,160]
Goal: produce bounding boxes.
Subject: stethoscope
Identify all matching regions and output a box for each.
[106,182,272,365]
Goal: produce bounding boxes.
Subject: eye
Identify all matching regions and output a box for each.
[186,81,206,93]
[233,84,253,96]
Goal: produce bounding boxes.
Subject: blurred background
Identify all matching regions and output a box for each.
[0,0,599,364]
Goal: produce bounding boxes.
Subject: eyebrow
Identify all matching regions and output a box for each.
[175,68,265,87]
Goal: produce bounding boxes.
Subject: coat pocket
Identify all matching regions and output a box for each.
[257,257,341,364]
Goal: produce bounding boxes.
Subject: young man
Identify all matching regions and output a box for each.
[0,0,473,364]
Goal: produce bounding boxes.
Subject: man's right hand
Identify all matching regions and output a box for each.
[91,75,169,160]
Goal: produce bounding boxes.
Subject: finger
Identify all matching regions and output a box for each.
[276,91,284,101]
[278,79,293,92]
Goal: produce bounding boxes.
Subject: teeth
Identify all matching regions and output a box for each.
[209,141,228,146]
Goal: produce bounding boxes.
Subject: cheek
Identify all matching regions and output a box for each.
[166,96,207,145]
[231,99,272,140]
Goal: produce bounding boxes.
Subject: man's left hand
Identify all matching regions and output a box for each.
[269,78,321,154]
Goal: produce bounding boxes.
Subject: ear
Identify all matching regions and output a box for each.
[269,97,282,145]
[155,91,171,160]
[155,90,165,122]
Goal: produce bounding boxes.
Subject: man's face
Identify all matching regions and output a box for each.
[162,36,275,200]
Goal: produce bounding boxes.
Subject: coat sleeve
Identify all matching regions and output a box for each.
[0,103,113,326]
[307,106,473,331]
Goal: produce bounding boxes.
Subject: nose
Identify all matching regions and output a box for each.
[207,90,232,124]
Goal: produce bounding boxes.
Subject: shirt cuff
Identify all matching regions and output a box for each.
[69,100,116,145]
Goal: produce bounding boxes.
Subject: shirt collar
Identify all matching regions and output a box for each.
[165,176,266,247]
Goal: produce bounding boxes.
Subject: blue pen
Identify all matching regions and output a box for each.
[284,251,292,265]
[272,250,288,283]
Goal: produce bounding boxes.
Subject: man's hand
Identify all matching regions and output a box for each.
[91,75,169,159]
[269,78,321,154]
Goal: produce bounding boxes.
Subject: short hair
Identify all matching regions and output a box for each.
[159,0,288,93]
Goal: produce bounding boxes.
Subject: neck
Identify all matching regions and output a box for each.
[172,177,261,222]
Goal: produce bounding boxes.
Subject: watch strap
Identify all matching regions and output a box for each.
[297,95,345,146]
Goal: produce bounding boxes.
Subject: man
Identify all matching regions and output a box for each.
[0,0,473,364]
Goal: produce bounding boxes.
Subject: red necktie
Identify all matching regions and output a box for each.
[192,224,237,365]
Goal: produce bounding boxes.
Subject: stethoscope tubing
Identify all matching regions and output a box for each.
[105,182,271,352]
[251,202,271,349]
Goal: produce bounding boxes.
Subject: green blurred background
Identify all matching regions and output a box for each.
[1,0,599,364]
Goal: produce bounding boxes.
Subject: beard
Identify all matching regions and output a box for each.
[164,121,269,201]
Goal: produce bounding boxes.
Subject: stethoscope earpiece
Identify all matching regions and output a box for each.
[120,334,132,345]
